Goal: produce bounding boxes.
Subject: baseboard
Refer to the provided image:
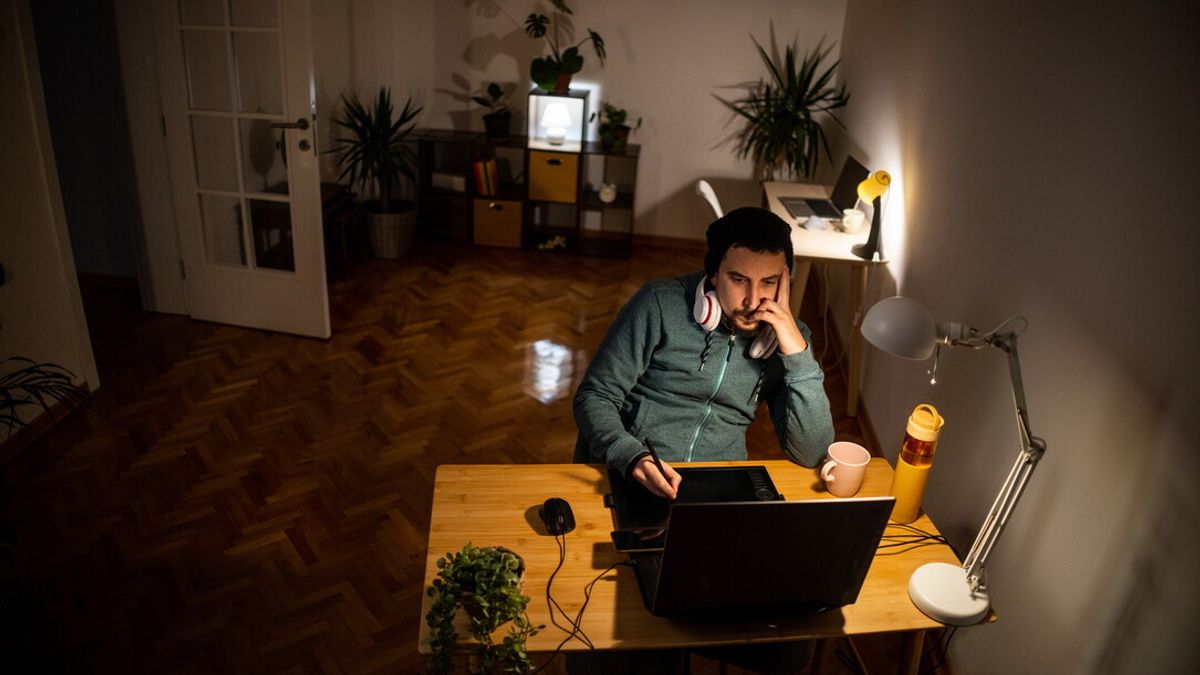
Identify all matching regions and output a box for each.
[632,233,706,252]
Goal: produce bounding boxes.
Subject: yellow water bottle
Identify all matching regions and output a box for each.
[889,404,945,523]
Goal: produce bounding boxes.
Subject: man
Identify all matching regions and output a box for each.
[574,206,834,495]
[567,207,834,674]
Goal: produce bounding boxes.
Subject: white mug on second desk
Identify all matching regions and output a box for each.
[840,208,866,234]
[821,441,871,497]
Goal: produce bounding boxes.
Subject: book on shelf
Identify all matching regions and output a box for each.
[473,159,498,196]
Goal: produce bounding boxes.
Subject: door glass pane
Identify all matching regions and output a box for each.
[231,0,278,27]
[179,0,224,25]
[190,116,238,190]
[182,30,231,111]
[241,118,288,193]
[199,194,247,267]
[247,199,295,271]
[233,32,282,114]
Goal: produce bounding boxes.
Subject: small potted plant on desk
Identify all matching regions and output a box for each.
[590,101,641,153]
[425,543,542,674]
[333,87,423,258]
[472,82,512,141]
[524,1,606,92]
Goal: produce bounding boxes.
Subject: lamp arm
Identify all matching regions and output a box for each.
[960,334,1048,593]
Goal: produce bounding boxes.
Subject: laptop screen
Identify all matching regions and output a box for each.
[648,497,894,617]
[829,156,870,209]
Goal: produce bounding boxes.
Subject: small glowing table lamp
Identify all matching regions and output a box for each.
[861,296,1047,625]
[539,102,572,146]
[852,170,891,260]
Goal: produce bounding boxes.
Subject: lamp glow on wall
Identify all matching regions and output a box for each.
[852,170,891,261]
[861,296,1047,625]
[540,102,572,146]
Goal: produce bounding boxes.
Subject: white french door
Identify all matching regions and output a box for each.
[152,0,329,338]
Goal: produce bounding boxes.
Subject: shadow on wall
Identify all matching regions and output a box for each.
[639,177,763,243]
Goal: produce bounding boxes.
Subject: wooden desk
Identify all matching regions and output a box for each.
[418,461,967,674]
[762,181,888,416]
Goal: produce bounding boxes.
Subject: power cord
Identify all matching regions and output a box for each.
[532,535,631,674]
[543,533,600,649]
[876,522,951,556]
[921,626,959,673]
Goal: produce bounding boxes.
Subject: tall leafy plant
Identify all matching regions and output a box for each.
[524,1,605,91]
[333,88,422,213]
[721,38,850,181]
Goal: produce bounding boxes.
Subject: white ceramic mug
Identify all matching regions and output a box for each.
[821,441,871,497]
[841,208,866,234]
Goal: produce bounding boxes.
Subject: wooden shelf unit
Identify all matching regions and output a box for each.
[412,128,638,257]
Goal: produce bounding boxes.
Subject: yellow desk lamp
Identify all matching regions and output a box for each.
[852,170,891,260]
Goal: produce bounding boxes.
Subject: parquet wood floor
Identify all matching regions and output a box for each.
[0,241,948,674]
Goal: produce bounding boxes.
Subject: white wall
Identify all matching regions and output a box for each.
[0,0,99,390]
[311,0,849,238]
[838,1,1199,673]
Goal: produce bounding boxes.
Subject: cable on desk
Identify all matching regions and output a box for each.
[533,558,631,674]
[876,522,951,556]
[545,533,590,646]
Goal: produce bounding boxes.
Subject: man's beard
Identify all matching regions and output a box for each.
[724,310,762,338]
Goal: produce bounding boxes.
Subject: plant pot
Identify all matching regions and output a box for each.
[459,546,526,621]
[600,124,631,152]
[553,73,572,93]
[366,201,416,258]
[483,112,511,141]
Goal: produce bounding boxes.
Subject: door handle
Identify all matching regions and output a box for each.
[271,118,309,131]
[547,158,562,166]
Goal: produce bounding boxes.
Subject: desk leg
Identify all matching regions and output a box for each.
[899,630,925,675]
[847,265,869,417]
[790,259,813,319]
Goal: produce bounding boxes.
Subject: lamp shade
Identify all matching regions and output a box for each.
[857,170,892,203]
[861,296,937,360]
[539,102,572,129]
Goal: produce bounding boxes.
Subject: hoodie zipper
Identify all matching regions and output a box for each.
[685,333,735,461]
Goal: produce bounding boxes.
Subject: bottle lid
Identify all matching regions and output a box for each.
[906,403,944,442]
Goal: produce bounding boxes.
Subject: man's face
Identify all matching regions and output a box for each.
[711,246,788,334]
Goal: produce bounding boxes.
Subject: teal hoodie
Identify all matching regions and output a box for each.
[573,271,834,475]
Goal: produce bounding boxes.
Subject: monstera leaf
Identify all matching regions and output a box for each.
[530,57,560,91]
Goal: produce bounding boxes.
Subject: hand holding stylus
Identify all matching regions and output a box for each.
[632,440,681,499]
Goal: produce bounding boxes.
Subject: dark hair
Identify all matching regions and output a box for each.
[703,207,794,278]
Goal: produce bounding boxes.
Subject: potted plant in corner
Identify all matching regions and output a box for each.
[472,82,512,141]
[425,543,542,674]
[590,101,641,152]
[524,1,606,92]
[718,36,850,181]
[333,88,422,259]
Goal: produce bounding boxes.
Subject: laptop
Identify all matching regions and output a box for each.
[778,156,870,220]
[630,497,895,618]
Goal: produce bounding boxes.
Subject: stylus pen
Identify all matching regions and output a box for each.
[643,439,668,482]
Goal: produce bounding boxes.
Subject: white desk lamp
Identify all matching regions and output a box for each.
[861,296,1047,625]
[539,102,572,146]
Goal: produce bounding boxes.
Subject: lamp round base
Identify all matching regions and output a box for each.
[908,562,990,625]
[850,242,878,261]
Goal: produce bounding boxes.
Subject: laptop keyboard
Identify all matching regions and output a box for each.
[804,198,842,218]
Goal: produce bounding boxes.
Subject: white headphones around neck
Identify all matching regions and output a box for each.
[692,281,778,359]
